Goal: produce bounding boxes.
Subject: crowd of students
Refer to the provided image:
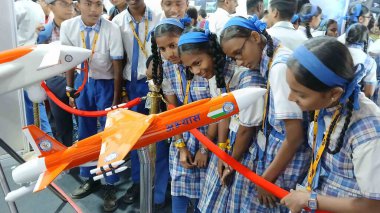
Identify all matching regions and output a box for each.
[17,0,380,212]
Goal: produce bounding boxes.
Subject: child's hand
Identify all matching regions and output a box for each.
[256,185,278,208]
[69,97,76,108]
[179,148,195,169]
[280,189,310,213]
[220,164,234,187]
[193,149,208,168]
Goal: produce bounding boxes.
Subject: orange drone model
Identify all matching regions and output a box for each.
[5,87,266,201]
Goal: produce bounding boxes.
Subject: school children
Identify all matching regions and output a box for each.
[207,0,238,37]
[112,0,167,207]
[298,3,322,39]
[324,19,338,37]
[60,0,124,211]
[345,23,377,98]
[151,18,211,213]
[178,28,266,212]
[220,15,311,212]
[266,0,307,51]
[281,36,380,213]
[338,3,371,44]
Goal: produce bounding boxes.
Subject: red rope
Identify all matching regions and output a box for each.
[50,182,83,213]
[75,60,88,95]
[41,81,142,117]
[189,128,328,213]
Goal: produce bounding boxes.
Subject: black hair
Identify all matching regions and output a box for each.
[347,3,370,27]
[220,19,274,58]
[178,28,226,88]
[269,0,298,21]
[367,16,375,31]
[287,37,355,154]
[296,0,310,13]
[346,23,369,53]
[324,19,337,35]
[146,55,154,69]
[299,3,322,39]
[186,7,198,27]
[151,23,184,86]
[199,8,207,19]
[246,0,263,11]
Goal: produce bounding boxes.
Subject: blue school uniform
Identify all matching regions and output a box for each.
[307,94,380,200]
[198,65,266,213]
[162,61,211,200]
[242,41,311,212]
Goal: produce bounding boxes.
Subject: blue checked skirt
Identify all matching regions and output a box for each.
[169,128,208,199]
[198,137,257,213]
[242,130,311,212]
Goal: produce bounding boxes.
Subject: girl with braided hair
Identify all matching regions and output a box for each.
[345,23,377,98]
[178,25,266,212]
[338,3,371,44]
[298,3,322,39]
[150,18,211,213]
[281,36,380,213]
[220,15,311,212]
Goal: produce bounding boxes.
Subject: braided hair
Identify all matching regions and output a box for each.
[346,23,369,53]
[150,23,184,86]
[299,3,322,39]
[287,37,356,154]
[178,28,227,88]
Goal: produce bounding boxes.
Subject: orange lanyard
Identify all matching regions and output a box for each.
[80,30,99,63]
[306,108,341,191]
[129,18,149,57]
[176,67,191,105]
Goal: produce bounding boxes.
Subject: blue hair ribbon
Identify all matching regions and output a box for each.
[300,5,318,22]
[147,18,185,41]
[291,14,299,24]
[223,15,267,33]
[293,45,364,110]
[349,3,362,23]
[178,30,210,46]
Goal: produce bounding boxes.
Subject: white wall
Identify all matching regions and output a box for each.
[0,1,27,156]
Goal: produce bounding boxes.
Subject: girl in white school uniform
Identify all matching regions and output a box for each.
[345,23,377,98]
[150,18,211,212]
[220,16,311,212]
[298,3,322,39]
[178,28,266,212]
[281,36,380,213]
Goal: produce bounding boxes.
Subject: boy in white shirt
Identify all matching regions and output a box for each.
[60,0,123,211]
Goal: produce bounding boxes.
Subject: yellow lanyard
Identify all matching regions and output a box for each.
[261,47,280,131]
[80,30,99,63]
[176,67,191,105]
[129,18,149,58]
[306,108,342,191]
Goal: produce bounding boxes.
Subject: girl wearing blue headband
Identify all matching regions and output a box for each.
[151,18,212,213]
[345,23,377,98]
[282,36,380,213]
[178,27,266,212]
[298,3,322,39]
[220,15,311,212]
[338,3,371,44]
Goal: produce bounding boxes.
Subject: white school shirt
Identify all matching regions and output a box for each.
[348,47,377,85]
[15,0,45,46]
[60,16,124,80]
[207,8,231,38]
[267,21,307,51]
[113,7,162,81]
[269,47,303,123]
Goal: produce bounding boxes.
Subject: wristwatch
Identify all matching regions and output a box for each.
[308,191,318,212]
[200,146,208,155]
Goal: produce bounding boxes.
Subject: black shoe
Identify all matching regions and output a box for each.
[71,180,101,199]
[122,183,140,204]
[154,201,166,212]
[103,184,118,212]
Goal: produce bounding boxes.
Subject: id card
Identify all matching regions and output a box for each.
[257,130,267,152]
